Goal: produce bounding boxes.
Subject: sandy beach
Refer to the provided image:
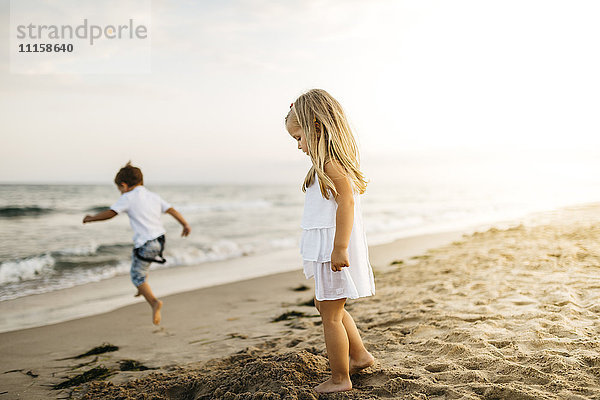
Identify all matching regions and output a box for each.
[3,204,600,399]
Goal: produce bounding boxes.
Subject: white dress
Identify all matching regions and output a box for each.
[300,176,376,301]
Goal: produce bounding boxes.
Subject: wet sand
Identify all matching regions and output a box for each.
[3,204,600,399]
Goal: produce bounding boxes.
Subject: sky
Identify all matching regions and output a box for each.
[1,0,599,184]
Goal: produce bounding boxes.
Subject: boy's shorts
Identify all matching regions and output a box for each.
[130,236,164,287]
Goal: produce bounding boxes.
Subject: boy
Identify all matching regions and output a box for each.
[83,162,191,325]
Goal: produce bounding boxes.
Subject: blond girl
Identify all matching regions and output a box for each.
[285,89,376,393]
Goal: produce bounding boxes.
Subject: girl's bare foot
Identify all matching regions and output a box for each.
[152,300,163,325]
[314,377,352,393]
[134,289,141,297]
[350,351,375,375]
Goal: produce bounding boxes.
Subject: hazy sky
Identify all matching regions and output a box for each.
[1,0,599,184]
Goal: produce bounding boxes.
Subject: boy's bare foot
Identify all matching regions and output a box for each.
[134,289,141,297]
[350,351,375,375]
[152,300,163,325]
[314,377,352,393]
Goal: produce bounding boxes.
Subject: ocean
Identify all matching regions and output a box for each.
[2,172,600,304]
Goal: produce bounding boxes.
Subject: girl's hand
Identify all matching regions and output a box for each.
[331,247,349,271]
[181,224,191,237]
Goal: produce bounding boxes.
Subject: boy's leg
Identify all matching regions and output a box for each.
[315,298,374,374]
[130,240,163,325]
[315,298,352,393]
[136,282,162,325]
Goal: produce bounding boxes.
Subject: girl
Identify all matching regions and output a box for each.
[285,89,376,393]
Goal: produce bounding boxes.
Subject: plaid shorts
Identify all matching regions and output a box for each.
[130,237,164,287]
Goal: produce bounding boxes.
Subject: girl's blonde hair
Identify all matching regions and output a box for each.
[285,88,367,198]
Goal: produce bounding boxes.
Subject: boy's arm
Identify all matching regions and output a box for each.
[165,207,191,237]
[83,210,117,223]
[324,161,354,272]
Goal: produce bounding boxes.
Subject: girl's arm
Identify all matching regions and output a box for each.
[83,210,117,223]
[324,161,354,272]
[165,207,191,237]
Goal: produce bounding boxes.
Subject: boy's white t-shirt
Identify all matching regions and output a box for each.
[110,186,172,248]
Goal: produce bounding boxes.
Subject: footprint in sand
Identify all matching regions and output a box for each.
[153,327,175,337]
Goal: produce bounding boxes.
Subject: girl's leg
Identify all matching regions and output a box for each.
[136,282,163,325]
[342,310,375,373]
[315,298,352,393]
[315,298,374,374]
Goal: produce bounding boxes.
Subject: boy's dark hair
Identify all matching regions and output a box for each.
[114,161,143,187]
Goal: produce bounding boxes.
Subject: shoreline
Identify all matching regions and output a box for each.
[0,229,468,334]
[0,248,300,334]
[2,199,595,334]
